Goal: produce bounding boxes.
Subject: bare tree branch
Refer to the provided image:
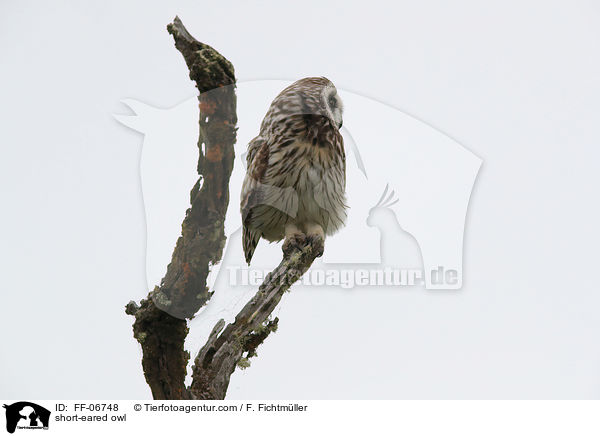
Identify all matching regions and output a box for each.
[190,243,321,399]
[125,16,236,400]
[126,16,322,400]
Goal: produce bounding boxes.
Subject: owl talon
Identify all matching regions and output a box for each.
[282,233,307,256]
[305,234,325,257]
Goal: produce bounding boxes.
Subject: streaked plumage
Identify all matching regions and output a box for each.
[241,77,347,264]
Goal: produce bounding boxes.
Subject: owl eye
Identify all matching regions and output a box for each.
[328,95,337,108]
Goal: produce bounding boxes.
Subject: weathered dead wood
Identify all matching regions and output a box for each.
[126,16,321,400]
[126,16,236,400]
[190,243,321,399]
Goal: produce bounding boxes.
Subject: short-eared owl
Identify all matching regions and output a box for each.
[241,77,347,264]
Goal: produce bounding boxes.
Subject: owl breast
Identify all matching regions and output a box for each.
[254,139,346,241]
[290,141,346,235]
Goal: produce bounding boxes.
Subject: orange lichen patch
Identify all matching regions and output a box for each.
[199,99,217,115]
[182,262,192,285]
[205,145,223,162]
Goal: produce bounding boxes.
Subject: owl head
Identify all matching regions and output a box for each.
[272,77,344,129]
[320,78,344,129]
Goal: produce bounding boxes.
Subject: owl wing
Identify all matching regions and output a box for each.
[241,136,270,264]
[245,135,265,169]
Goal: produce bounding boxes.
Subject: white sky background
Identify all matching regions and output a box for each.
[1,0,600,399]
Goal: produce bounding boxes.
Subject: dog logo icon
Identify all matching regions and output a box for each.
[3,402,50,433]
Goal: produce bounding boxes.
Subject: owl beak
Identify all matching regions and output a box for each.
[337,120,343,129]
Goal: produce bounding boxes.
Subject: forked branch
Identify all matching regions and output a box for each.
[126,16,320,400]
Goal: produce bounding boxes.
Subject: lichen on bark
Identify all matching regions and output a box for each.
[127,16,322,400]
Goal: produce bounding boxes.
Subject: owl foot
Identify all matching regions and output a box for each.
[304,222,325,257]
[282,232,307,256]
[305,234,325,257]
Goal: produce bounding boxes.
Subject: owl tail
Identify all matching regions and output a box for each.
[243,225,260,265]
